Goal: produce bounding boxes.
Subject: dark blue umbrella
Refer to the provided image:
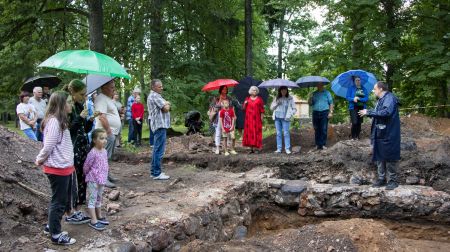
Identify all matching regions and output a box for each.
[259,78,298,89]
[331,69,377,98]
[83,74,115,94]
[232,76,269,104]
[295,76,330,88]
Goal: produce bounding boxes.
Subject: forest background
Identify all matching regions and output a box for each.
[0,0,448,125]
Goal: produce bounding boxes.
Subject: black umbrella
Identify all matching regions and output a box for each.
[232,76,269,104]
[21,74,61,92]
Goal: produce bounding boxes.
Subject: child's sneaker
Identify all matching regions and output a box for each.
[274,150,282,153]
[214,148,220,155]
[51,233,76,245]
[89,222,107,231]
[65,211,91,224]
[98,217,109,225]
[230,150,237,155]
[224,152,230,156]
[286,150,292,155]
[153,173,170,180]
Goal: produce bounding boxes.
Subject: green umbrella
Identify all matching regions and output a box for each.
[38,50,131,79]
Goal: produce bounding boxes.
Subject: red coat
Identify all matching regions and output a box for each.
[242,96,264,149]
[131,102,144,120]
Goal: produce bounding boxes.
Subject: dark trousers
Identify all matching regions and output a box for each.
[47,174,70,235]
[127,119,135,143]
[148,119,155,146]
[35,118,43,141]
[376,161,398,183]
[133,120,143,146]
[312,110,329,149]
[350,107,364,139]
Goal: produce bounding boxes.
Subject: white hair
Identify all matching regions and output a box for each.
[248,86,259,95]
[33,86,43,93]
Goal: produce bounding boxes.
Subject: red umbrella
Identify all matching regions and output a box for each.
[201,79,238,92]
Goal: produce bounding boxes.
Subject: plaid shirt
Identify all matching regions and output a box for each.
[126,95,135,120]
[147,91,170,131]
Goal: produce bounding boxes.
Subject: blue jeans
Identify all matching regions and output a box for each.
[274,118,291,151]
[148,119,155,146]
[312,110,329,149]
[35,119,43,141]
[127,119,135,143]
[151,128,167,177]
[23,128,37,141]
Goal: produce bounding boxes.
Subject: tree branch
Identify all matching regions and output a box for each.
[43,7,89,17]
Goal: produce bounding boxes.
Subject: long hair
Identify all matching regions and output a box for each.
[276,86,289,100]
[41,91,69,132]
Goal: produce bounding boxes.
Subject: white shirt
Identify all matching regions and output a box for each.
[16,103,36,130]
[29,97,47,119]
[94,93,121,135]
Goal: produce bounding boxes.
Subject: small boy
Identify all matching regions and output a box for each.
[219,100,237,156]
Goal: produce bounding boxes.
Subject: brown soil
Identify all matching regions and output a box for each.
[0,113,449,251]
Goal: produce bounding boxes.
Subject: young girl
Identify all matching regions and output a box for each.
[83,128,110,231]
[35,91,76,245]
[131,95,144,146]
[219,100,237,156]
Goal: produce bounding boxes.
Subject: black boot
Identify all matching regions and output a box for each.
[385,181,399,190]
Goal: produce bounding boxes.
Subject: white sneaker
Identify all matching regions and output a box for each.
[274,150,281,153]
[286,150,292,155]
[230,150,237,155]
[214,148,220,155]
[153,173,170,180]
[224,152,230,156]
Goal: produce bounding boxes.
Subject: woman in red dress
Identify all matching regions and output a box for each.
[242,86,265,153]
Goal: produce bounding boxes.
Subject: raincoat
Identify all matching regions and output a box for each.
[367,92,401,161]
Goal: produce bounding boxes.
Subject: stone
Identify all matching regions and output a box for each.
[109,241,136,252]
[17,236,29,244]
[233,225,247,240]
[401,140,417,151]
[107,203,121,213]
[183,216,200,236]
[281,180,307,194]
[333,174,347,183]
[405,176,420,185]
[327,245,335,252]
[419,179,426,185]
[134,241,152,252]
[292,146,301,153]
[320,175,331,183]
[147,228,170,251]
[108,190,121,201]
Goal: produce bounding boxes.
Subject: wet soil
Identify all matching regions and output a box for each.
[0,114,449,251]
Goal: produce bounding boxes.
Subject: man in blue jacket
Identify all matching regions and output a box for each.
[346,77,369,140]
[359,81,400,190]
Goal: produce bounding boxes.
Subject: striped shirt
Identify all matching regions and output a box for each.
[147,91,171,131]
[36,117,74,169]
[83,148,109,185]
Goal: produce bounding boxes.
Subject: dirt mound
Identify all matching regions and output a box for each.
[0,125,50,246]
[181,218,404,252]
[402,113,450,137]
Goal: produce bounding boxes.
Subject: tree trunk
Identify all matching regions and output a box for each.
[350,17,364,69]
[277,10,286,78]
[150,0,166,80]
[87,0,104,53]
[382,0,400,91]
[245,0,253,77]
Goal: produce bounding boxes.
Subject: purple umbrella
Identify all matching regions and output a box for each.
[259,78,298,89]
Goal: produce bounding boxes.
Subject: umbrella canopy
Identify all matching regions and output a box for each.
[201,79,238,92]
[295,76,330,88]
[259,78,298,89]
[21,74,61,92]
[232,76,269,104]
[331,69,377,98]
[83,74,115,94]
[38,50,131,79]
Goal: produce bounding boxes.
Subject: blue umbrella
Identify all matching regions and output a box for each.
[331,69,377,98]
[295,76,330,88]
[259,78,298,89]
